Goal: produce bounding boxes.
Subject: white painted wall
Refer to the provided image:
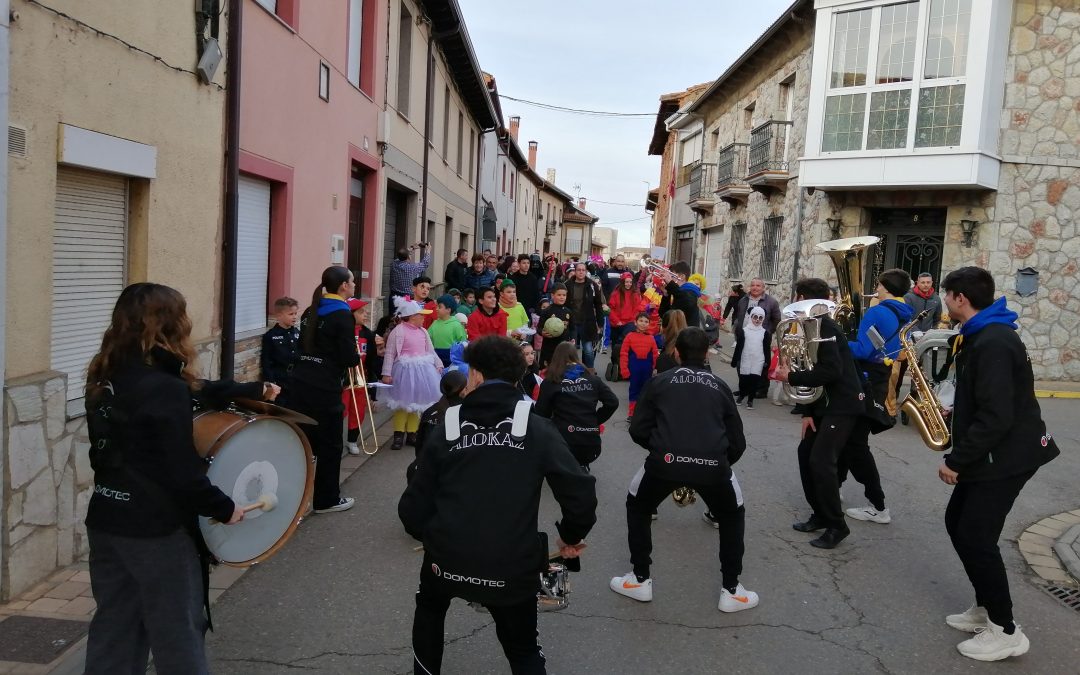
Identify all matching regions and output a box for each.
[0,0,11,592]
[477,131,517,253]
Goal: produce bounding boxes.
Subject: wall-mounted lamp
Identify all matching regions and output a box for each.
[960,219,979,247]
[826,218,843,240]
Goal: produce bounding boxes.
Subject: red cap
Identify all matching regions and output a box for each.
[347,298,369,311]
[620,272,633,280]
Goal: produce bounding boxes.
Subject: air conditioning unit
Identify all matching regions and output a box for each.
[330,235,345,264]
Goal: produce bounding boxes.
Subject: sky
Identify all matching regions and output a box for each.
[456,0,795,248]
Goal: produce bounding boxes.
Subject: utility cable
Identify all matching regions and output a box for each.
[499,95,656,118]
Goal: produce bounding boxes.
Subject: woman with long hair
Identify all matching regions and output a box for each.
[607,272,642,349]
[535,342,618,471]
[284,265,361,513]
[655,309,688,373]
[83,283,274,674]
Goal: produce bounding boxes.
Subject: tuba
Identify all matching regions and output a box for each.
[814,236,880,341]
[776,299,838,404]
[897,310,951,451]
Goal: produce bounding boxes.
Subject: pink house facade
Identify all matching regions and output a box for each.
[235,0,385,377]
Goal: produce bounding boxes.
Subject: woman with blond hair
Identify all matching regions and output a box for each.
[83,283,276,674]
[655,309,688,373]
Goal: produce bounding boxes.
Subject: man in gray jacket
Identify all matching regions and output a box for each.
[903,273,944,332]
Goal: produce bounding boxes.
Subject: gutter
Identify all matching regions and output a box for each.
[420,23,436,242]
[220,0,242,378]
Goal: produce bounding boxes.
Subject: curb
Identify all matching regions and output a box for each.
[1018,510,1080,586]
[1053,525,1080,582]
[1034,391,1080,399]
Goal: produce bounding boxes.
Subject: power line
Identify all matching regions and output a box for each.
[583,198,647,207]
[499,94,655,118]
[598,216,651,225]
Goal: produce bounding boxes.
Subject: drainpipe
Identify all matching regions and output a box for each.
[420,21,435,245]
[473,130,483,247]
[1,0,10,583]
[220,0,242,379]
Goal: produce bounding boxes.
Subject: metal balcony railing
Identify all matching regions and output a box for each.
[545,219,558,237]
[688,163,715,201]
[748,120,793,176]
[676,160,700,188]
[716,142,750,187]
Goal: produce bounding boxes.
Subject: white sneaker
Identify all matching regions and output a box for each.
[946,605,988,632]
[719,583,759,613]
[957,621,1029,661]
[702,511,720,529]
[346,442,361,456]
[609,573,652,602]
[845,506,891,524]
[314,497,355,514]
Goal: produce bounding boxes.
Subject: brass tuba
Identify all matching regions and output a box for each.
[776,299,838,404]
[897,310,951,451]
[814,236,880,341]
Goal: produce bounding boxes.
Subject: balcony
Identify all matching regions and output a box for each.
[715,142,751,208]
[687,162,715,215]
[545,219,558,237]
[746,119,793,197]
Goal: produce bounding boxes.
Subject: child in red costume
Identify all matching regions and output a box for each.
[620,313,659,421]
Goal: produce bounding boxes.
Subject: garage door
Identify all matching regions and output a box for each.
[703,228,725,297]
[236,176,272,333]
[51,168,128,402]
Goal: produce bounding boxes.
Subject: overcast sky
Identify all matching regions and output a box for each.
[456,0,795,248]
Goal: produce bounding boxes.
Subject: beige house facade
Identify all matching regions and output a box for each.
[657,0,1079,381]
[3,0,230,598]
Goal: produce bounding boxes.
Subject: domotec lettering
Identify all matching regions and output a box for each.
[663,453,719,466]
[432,563,506,587]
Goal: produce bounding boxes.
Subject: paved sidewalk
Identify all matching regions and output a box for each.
[0,404,395,674]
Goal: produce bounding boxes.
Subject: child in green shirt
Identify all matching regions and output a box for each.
[456,288,477,317]
[428,294,468,367]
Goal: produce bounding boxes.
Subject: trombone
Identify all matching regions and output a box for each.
[347,337,379,454]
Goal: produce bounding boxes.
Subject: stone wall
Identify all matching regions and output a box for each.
[1,336,220,600]
[234,335,264,383]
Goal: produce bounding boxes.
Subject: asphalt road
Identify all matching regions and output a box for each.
[207,347,1080,674]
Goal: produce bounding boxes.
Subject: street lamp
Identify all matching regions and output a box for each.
[960,219,979,247]
[826,218,843,240]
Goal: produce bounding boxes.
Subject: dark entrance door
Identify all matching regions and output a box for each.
[347,171,365,277]
[674,226,694,265]
[382,188,409,303]
[866,208,946,290]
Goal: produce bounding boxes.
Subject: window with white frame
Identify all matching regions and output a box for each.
[822,0,971,153]
[347,0,364,88]
[564,227,583,255]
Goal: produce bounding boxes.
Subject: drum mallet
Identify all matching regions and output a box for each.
[211,493,277,523]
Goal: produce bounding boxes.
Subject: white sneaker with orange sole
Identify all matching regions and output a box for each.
[609,572,653,602]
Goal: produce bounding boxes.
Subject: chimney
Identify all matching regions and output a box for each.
[546,168,556,183]
[578,198,587,210]
[509,116,520,142]
[528,141,538,170]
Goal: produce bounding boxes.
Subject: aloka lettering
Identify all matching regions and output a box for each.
[450,432,524,452]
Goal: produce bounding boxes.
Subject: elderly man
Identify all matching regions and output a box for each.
[904,272,945,332]
[388,243,430,316]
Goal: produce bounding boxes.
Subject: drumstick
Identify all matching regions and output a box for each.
[210,493,277,524]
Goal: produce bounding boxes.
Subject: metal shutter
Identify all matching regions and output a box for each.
[51,168,128,401]
[703,228,725,297]
[236,176,272,333]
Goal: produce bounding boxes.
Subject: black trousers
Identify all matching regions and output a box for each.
[841,417,887,511]
[85,529,208,675]
[945,471,1035,628]
[284,383,345,510]
[625,466,745,588]
[737,374,762,403]
[412,581,545,675]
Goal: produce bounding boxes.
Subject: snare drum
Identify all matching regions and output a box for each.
[193,405,314,567]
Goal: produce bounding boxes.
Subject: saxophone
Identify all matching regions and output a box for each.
[897,310,951,451]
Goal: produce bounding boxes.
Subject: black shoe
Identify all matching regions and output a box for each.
[626,415,632,423]
[810,527,850,549]
[391,432,405,450]
[405,432,418,447]
[793,515,825,533]
[735,395,745,404]
[746,401,754,410]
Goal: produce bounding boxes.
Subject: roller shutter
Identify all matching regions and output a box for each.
[703,228,726,297]
[236,176,272,333]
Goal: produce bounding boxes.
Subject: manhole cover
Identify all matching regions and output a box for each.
[0,615,88,664]
[1042,585,1080,613]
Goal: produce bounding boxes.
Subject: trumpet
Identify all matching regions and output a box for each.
[640,256,680,284]
[347,337,379,454]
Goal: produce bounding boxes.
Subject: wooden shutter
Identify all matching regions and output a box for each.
[236,176,272,334]
[51,168,127,402]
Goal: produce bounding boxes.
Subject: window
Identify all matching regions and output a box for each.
[318,62,330,101]
[255,0,277,12]
[728,221,747,279]
[396,5,412,116]
[456,112,464,174]
[442,86,450,158]
[501,163,506,193]
[468,128,475,184]
[509,173,515,200]
[565,227,583,255]
[822,1,971,153]
[710,129,720,150]
[743,102,756,130]
[759,216,783,281]
[680,133,702,167]
[347,0,364,88]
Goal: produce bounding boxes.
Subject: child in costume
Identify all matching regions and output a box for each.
[620,313,659,421]
[382,297,443,450]
[731,306,769,409]
[428,294,467,367]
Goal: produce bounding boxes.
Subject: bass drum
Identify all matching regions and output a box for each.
[193,408,315,567]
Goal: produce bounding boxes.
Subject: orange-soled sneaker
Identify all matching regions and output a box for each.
[718,583,759,613]
[609,572,653,602]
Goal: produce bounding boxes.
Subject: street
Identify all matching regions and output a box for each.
[206,350,1080,674]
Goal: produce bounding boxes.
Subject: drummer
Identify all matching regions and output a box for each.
[83,283,279,674]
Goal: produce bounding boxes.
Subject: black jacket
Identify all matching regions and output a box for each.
[534,367,619,448]
[85,349,264,538]
[786,316,865,418]
[730,328,772,373]
[565,278,606,342]
[261,324,299,385]
[734,293,782,335]
[659,280,701,328]
[629,362,746,485]
[444,259,469,291]
[509,271,541,314]
[289,306,360,393]
[945,324,1059,481]
[398,383,597,605]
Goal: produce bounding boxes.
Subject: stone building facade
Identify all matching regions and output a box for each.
[654,0,1079,381]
